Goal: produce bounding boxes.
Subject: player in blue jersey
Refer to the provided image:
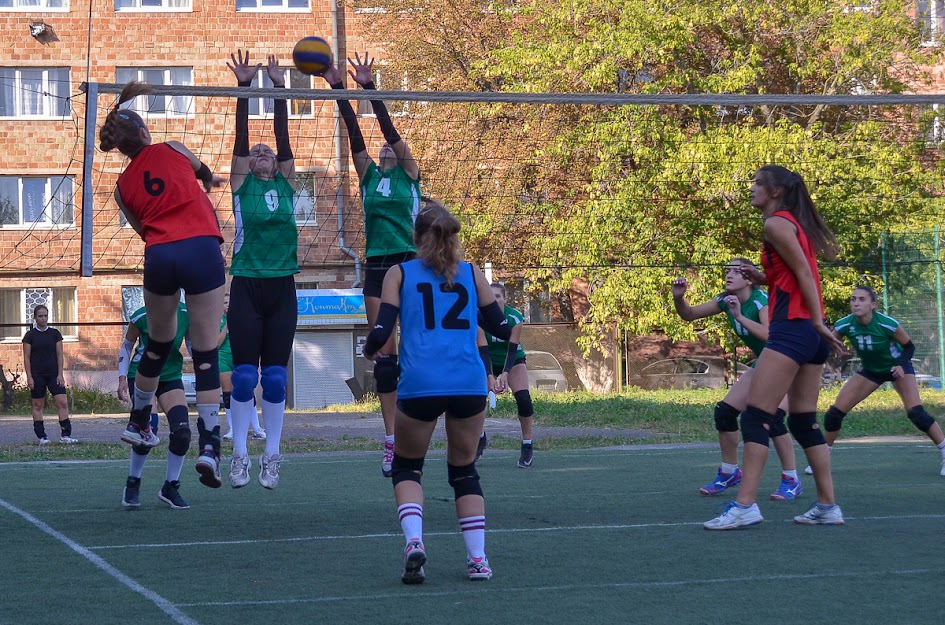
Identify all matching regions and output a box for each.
[364,199,511,585]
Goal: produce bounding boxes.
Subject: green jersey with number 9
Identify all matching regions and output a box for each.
[230,172,299,278]
[833,312,902,373]
[361,162,420,259]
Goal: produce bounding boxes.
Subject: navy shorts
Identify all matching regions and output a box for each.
[491,356,526,377]
[228,275,297,368]
[363,252,416,299]
[143,236,225,296]
[30,373,66,399]
[765,319,830,366]
[857,362,915,385]
[129,377,185,399]
[398,395,487,422]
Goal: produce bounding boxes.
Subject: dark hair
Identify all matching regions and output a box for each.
[99,81,153,157]
[853,285,877,302]
[757,165,838,261]
[414,198,463,285]
[490,282,506,297]
[33,304,48,316]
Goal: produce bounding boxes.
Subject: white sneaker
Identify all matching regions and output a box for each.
[59,436,78,444]
[940,459,945,477]
[794,502,844,525]
[251,430,267,440]
[229,453,251,488]
[259,453,282,489]
[804,465,813,475]
[467,556,493,580]
[381,440,394,478]
[703,502,764,530]
[38,437,50,446]
[222,430,234,440]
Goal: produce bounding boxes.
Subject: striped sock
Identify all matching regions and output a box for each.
[459,515,486,559]
[398,503,423,543]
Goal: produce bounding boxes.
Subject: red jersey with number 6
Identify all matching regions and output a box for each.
[116,143,222,247]
[761,210,823,322]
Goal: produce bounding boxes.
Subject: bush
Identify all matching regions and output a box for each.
[2,385,124,415]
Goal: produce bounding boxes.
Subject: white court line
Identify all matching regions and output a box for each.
[0,497,202,625]
[88,512,945,551]
[176,567,945,607]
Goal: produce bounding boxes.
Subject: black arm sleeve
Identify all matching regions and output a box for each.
[234,80,251,157]
[273,85,293,162]
[899,340,916,366]
[503,342,520,373]
[364,303,400,357]
[479,345,492,378]
[330,81,367,155]
[362,81,402,146]
[479,301,511,341]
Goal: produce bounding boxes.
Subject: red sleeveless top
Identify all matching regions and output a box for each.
[116,143,223,247]
[761,210,823,322]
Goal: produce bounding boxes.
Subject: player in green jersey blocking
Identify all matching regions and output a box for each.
[804,285,945,476]
[321,53,421,477]
[673,258,802,500]
[117,302,192,509]
[219,292,265,442]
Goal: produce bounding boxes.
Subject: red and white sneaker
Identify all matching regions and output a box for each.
[120,422,160,448]
[401,540,426,584]
[467,556,493,580]
[382,440,394,478]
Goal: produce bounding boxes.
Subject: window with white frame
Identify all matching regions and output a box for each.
[0,176,74,227]
[0,68,70,118]
[293,170,330,226]
[918,1,945,44]
[236,0,307,10]
[247,68,313,117]
[115,67,193,116]
[0,0,67,9]
[0,287,77,340]
[357,67,408,116]
[926,103,943,144]
[115,0,190,9]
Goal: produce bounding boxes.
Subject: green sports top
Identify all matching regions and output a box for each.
[231,172,299,278]
[218,314,231,359]
[834,312,902,373]
[127,303,190,382]
[361,162,420,259]
[485,306,527,368]
[716,288,768,357]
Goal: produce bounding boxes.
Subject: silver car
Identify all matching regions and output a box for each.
[525,350,569,392]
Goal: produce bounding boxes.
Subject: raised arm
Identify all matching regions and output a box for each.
[267,55,296,188]
[227,49,262,191]
[321,64,372,181]
[672,278,722,321]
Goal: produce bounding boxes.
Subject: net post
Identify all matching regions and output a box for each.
[935,225,945,381]
[80,82,99,277]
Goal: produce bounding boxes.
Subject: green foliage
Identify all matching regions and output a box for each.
[0,386,125,415]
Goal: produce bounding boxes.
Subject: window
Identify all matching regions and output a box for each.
[236,0,307,10]
[0,0,66,9]
[293,170,335,226]
[115,0,190,9]
[0,287,77,340]
[357,67,408,116]
[925,103,943,144]
[918,1,945,44]
[247,69,313,117]
[115,67,193,116]
[0,176,74,227]
[0,68,70,118]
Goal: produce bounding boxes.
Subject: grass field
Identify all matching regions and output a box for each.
[2,438,944,625]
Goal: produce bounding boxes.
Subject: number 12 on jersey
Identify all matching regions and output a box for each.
[417,282,471,330]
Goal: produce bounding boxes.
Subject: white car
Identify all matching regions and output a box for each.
[524,350,569,392]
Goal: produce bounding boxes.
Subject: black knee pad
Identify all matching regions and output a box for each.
[447,462,483,500]
[136,338,174,379]
[907,405,936,433]
[374,355,400,394]
[740,406,772,446]
[513,389,534,418]
[788,412,826,448]
[769,408,788,437]
[391,454,424,487]
[824,406,847,432]
[166,405,191,456]
[192,348,220,392]
[714,401,740,432]
[222,391,231,409]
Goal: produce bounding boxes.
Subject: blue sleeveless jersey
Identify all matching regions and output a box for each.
[397,259,487,399]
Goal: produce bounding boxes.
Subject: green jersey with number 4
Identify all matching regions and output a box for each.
[834,312,902,373]
[716,288,768,357]
[231,172,299,278]
[486,306,527,368]
[361,162,420,258]
[127,303,190,382]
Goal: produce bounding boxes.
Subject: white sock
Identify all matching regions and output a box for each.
[223,407,231,431]
[385,434,395,445]
[230,397,254,457]
[522,439,532,445]
[251,405,264,433]
[129,451,148,478]
[783,469,798,480]
[196,404,219,450]
[398,503,423,542]
[937,440,945,459]
[262,399,284,457]
[721,462,738,475]
[132,383,155,413]
[459,515,486,559]
[166,452,185,482]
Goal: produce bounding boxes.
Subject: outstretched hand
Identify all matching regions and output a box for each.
[320,64,344,85]
[267,54,285,87]
[347,52,375,86]
[227,49,261,84]
[671,278,688,298]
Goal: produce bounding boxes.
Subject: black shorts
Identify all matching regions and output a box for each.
[491,356,527,377]
[857,362,915,385]
[398,395,487,422]
[363,252,416,298]
[128,377,185,398]
[144,236,225,296]
[30,373,66,399]
[765,320,830,366]
[228,275,298,368]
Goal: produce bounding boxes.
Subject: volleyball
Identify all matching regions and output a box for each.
[292,37,332,76]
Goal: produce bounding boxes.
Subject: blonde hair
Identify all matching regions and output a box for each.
[413,198,463,286]
[98,81,153,157]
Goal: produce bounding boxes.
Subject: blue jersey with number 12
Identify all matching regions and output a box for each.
[397,259,486,399]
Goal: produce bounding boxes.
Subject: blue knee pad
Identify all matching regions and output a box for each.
[231,364,259,403]
[261,365,288,403]
[391,454,424,487]
[824,406,847,432]
[740,406,772,446]
[166,405,190,456]
[191,348,220,392]
[788,412,826,448]
[714,401,740,432]
[447,462,483,500]
[907,405,936,433]
[513,389,534,418]
[136,338,174,379]
[374,355,400,394]
[769,408,789,438]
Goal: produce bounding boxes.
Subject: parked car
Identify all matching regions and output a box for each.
[182,374,197,404]
[525,350,569,392]
[628,357,749,390]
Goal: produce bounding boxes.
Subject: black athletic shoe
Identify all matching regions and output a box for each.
[158,480,190,510]
[518,443,533,468]
[122,476,141,509]
[475,431,488,462]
